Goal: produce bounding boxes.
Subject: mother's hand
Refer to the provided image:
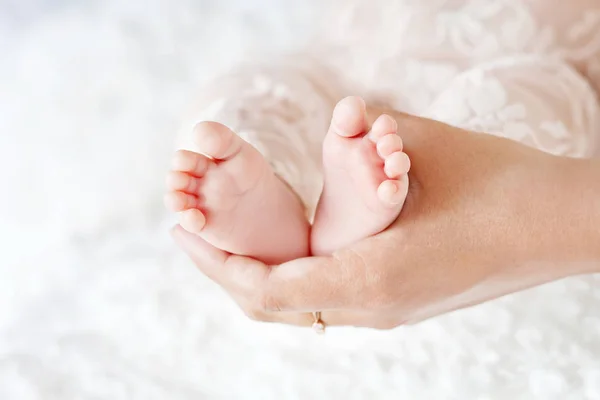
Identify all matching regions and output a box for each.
[172,113,599,329]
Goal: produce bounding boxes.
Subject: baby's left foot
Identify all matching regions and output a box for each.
[311,97,410,256]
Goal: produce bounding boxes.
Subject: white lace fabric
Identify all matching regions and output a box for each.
[424,55,600,157]
[181,0,600,211]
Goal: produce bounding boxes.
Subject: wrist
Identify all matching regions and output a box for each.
[516,155,600,276]
[558,157,600,273]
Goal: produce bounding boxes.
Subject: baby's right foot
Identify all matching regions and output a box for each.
[165,122,310,265]
[311,97,411,256]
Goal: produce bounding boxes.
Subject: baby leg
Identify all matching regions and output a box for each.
[175,58,343,218]
[166,58,341,263]
[423,56,600,158]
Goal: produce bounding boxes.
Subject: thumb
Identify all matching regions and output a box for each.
[171,224,229,269]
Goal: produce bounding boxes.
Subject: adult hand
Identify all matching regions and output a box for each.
[172,113,600,329]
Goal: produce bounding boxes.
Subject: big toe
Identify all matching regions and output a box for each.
[192,121,242,160]
[329,96,368,138]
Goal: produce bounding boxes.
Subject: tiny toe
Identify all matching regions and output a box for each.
[192,121,242,160]
[164,191,199,212]
[376,134,403,158]
[384,151,411,178]
[330,96,368,138]
[173,149,210,177]
[369,114,398,142]
[166,171,200,194]
[377,178,408,206]
[179,209,206,234]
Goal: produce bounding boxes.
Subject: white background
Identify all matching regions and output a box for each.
[1,1,599,399]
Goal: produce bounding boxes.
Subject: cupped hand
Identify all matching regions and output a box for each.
[172,112,585,329]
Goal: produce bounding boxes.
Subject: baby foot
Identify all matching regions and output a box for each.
[165,122,310,264]
[311,96,410,256]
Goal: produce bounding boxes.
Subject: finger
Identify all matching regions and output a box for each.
[171,225,270,288]
[261,251,368,313]
[172,226,400,329]
[171,224,228,265]
[173,224,354,311]
[173,225,374,315]
[171,226,310,324]
[239,306,401,330]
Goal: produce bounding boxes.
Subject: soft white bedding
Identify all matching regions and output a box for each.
[1,1,599,399]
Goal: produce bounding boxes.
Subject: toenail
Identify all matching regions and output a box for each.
[331,97,367,137]
[333,101,354,122]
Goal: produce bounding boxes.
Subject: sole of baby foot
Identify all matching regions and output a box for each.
[165,121,310,264]
[311,96,410,256]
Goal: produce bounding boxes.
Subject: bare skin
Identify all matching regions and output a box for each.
[172,111,600,329]
[164,121,309,265]
[165,99,411,263]
[312,96,411,255]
